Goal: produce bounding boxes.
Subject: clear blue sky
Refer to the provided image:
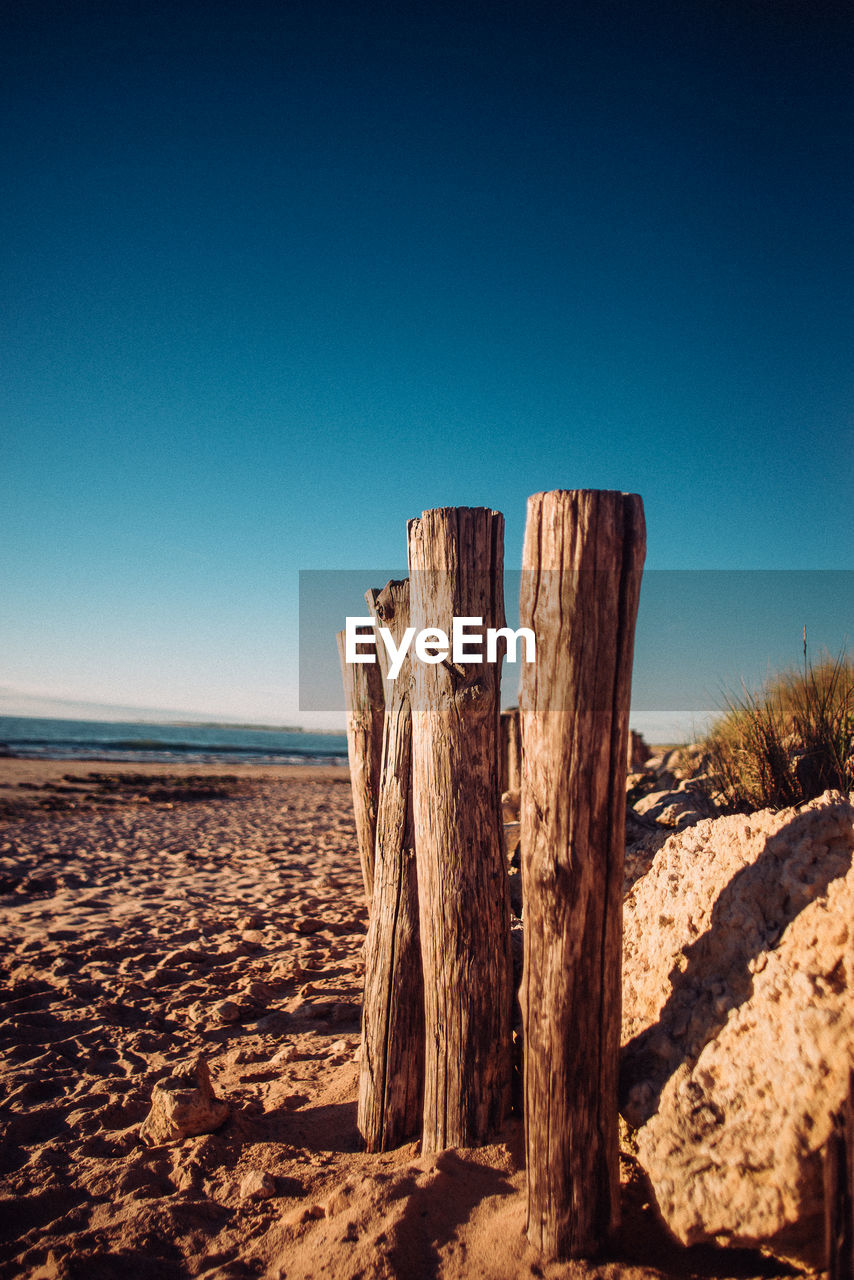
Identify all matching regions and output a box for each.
[1,0,852,730]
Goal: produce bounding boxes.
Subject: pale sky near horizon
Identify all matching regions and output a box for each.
[2,1,852,732]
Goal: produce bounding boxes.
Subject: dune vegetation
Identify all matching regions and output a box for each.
[702,651,854,811]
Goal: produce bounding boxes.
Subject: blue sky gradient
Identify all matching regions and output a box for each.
[2,0,852,728]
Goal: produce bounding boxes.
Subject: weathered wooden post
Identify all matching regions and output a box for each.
[358,580,425,1151]
[520,489,646,1258]
[500,706,522,794]
[408,506,513,1151]
[337,624,385,909]
[825,1069,854,1280]
[628,728,649,770]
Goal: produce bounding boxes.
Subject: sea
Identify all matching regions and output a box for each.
[0,716,348,768]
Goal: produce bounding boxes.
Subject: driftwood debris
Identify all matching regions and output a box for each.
[519,489,646,1258]
[407,506,513,1152]
[357,580,425,1151]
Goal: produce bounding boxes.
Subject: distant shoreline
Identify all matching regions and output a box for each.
[0,711,346,735]
[0,714,348,767]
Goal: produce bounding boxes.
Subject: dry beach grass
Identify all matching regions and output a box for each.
[0,760,812,1279]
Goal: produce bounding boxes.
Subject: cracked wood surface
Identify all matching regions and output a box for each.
[519,489,645,1259]
[407,506,513,1153]
[337,625,385,909]
[358,579,425,1151]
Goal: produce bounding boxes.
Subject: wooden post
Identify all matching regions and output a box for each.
[408,506,513,1151]
[825,1069,854,1280]
[520,489,646,1258]
[358,580,425,1151]
[337,624,385,910]
[500,707,522,794]
[627,729,648,770]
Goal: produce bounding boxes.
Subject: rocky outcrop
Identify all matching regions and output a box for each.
[621,791,854,1265]
[140,1055,229,1146]
[626,743,719,831]
[632,783,716,829]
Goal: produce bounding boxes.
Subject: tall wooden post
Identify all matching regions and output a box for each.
[337,624,385,910]
[500,707,522,794]
[358,580,425,1151]
[408,506,513,1152]
[825,1069,854,1280]
[520,489,646,1258]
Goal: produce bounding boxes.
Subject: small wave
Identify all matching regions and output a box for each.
[3,743,347,766]
[100,739,346,760]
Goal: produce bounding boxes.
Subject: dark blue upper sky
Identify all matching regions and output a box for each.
[2,0,852,723]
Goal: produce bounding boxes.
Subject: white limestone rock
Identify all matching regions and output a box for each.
[621,790,854,1265]
[140,1055,229,1146]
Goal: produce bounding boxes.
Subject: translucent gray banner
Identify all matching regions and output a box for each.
[299,569,852,741]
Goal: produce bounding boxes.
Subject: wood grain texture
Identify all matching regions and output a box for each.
[519,489,646,1259]
[407,506,513,1152]
[500,707,522,794]
[825,1068,854,1280]
[337,625,385,909]
[358,580,425,1152]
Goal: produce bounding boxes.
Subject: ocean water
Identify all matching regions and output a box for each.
[0,716,348,767]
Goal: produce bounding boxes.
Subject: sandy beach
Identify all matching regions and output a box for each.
[0,760,799,1280]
